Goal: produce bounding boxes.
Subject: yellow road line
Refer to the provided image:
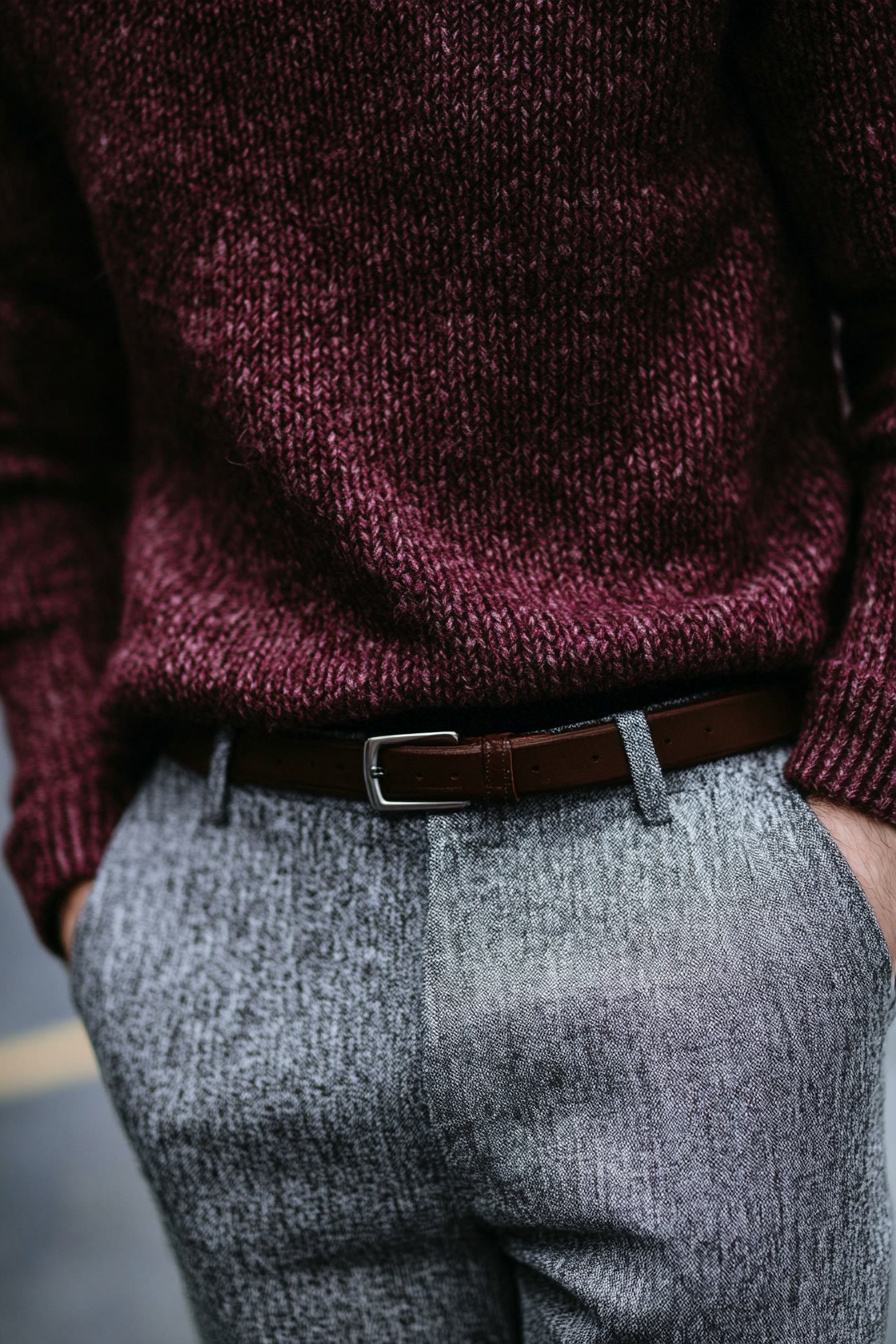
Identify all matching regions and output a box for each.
[0,1018,99,1103]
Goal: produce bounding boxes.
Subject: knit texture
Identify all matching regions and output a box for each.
[1,1,895,947]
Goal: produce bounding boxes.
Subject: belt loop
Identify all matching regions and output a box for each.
[614,710,672,825]
[204,726,237,826]
[481,733,519,802]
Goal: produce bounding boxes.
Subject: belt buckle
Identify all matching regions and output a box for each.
[362,731,471,813]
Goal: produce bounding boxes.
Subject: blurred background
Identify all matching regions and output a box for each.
[2,710,896,1343]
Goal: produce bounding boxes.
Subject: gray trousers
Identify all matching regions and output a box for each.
[71,718,895,1342]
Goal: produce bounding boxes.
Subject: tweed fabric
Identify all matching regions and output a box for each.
[72,740,894,1341]
[613,711,672,826]
[1,2,896,946]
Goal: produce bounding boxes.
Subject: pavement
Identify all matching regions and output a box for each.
[1,715,896,1341]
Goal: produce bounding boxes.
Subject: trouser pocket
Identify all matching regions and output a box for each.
[69,755,208,1081]
[783,779,894,1000]
[69,767,157,1010]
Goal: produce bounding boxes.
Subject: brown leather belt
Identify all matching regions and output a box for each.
[164,684,802,813]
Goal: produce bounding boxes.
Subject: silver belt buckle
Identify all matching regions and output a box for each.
[362,731,471,812]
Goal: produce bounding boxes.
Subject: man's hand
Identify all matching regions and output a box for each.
[806,795,896,967]
[59,879,94,964]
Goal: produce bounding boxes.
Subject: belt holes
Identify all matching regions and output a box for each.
[450,772,459,781]
[663,737,671,745]
[591,752,600,761]
[531,763,540,772]
[704,725,713,734]
[415,772,424,781]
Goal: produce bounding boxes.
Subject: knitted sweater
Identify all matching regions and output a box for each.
[1,2,895,950]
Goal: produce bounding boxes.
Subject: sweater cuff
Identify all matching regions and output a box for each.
[785,662,896,826]
[4,770,129,956]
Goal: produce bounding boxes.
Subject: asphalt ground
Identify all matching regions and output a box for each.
[2,715,896,1341]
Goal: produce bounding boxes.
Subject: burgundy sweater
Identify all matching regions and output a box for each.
[1,2,895,950]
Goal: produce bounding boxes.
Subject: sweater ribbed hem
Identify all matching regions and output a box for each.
[4,773,128,957]
[785,662,896,826]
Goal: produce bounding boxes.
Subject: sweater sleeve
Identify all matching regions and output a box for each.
[733,1,896,823]
[0,85,135,953]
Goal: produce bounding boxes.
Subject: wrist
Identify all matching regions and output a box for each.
[59,879,95,965]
